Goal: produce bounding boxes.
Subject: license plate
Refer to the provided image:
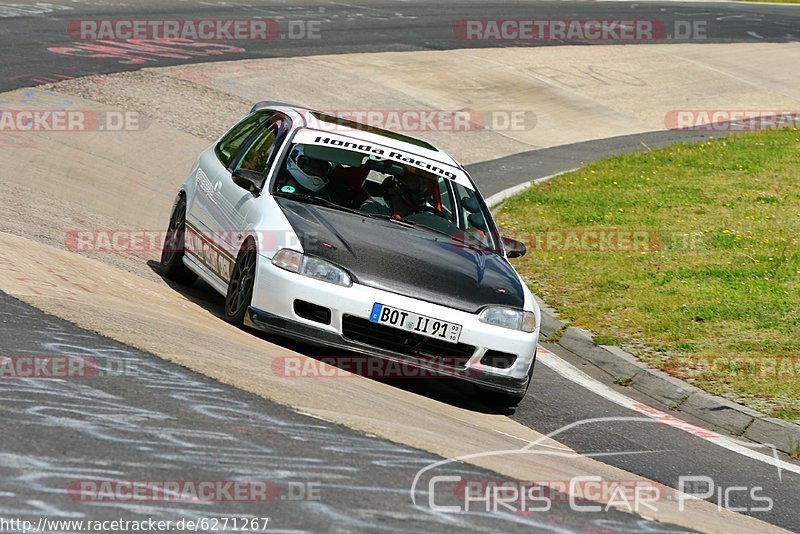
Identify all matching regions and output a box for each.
[369,303,462,344]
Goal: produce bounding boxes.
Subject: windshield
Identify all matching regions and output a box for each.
[272,142,497,250]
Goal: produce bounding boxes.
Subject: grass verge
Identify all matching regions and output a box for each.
[496,128,800,422]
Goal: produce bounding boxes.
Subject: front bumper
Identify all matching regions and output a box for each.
[249,258,539,395]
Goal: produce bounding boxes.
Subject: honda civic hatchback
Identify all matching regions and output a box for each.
[160,102,540,407]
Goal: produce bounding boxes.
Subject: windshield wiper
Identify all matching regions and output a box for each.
[274,192,376,218]
[394,216,450,236]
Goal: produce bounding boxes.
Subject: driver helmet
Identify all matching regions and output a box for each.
[397,165,433,208]
[287,145,333,192]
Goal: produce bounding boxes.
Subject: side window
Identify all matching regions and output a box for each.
[438,179,454,222]
[459,185,478,229]
[215,111,273,167]
[455,183,493,247]
[234,114,290,174]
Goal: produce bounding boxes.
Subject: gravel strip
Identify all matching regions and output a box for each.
[45,70,251,141]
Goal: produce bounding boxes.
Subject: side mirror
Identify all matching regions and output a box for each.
[231,168,263,193]
[467,212,487,232]
[461,195,480,213]
[502,236,527,259]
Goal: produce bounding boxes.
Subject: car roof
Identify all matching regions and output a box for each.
[251,101,463,170]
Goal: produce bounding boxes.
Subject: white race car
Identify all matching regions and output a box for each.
[160,102,540,407]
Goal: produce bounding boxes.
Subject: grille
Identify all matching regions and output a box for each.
[342,315,475,367]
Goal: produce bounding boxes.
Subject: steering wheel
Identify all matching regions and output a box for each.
[405,205,451,221]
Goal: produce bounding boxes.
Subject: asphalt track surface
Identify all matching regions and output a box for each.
[2,291,682,533]
[1,0,800,91]
[2,0,800,532]
[468,128,725,197]
[167,274,800,531]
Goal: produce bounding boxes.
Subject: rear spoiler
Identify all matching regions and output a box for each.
[250,101,313,113]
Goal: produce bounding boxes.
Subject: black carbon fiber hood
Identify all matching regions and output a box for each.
[276,197,525,313]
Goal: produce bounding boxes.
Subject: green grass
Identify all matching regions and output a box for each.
[791,441,800,460]
[613,376,634,387]
[496,128,800,422]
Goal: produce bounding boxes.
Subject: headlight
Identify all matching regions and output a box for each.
[272,249,352,287]
[479,307,537,333]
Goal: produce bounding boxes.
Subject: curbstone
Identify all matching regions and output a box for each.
[534,296,566,339]
[553,323,800,455]
[629,368,699,408]
[559,327,643,379]
[491,165,800,456]
[744,417,800,456]
[558,327,608,362]
[600,345,649,381]
[678,393,760,436]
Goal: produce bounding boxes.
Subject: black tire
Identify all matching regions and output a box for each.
[477,350,537,409]
[478,386,526,409]
[224,239,257,326]
[160,195,198,284]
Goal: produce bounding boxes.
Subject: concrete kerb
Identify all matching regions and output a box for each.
[487,170,800,456]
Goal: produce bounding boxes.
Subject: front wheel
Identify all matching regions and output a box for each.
[478,388,526,410]
[160,195,198,284]
[224,239,257,326]
[476,350,536,409]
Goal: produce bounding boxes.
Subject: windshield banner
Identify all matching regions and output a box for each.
[292,129,471,187]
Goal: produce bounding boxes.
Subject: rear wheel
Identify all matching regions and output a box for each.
[225,239,257,326]
[160,195,198,284]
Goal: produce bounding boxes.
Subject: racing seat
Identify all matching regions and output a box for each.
[328,165,371,208]
[379,175,443,212]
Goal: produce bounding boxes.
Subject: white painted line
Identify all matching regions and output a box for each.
[494,429,573,451]
[475,120,800,475]
[537,346,800,477]
[479,144,800,476]
[485,168,579,209]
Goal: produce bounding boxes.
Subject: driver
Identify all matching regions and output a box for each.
[281,146,334,198]
[360,165,434,217]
